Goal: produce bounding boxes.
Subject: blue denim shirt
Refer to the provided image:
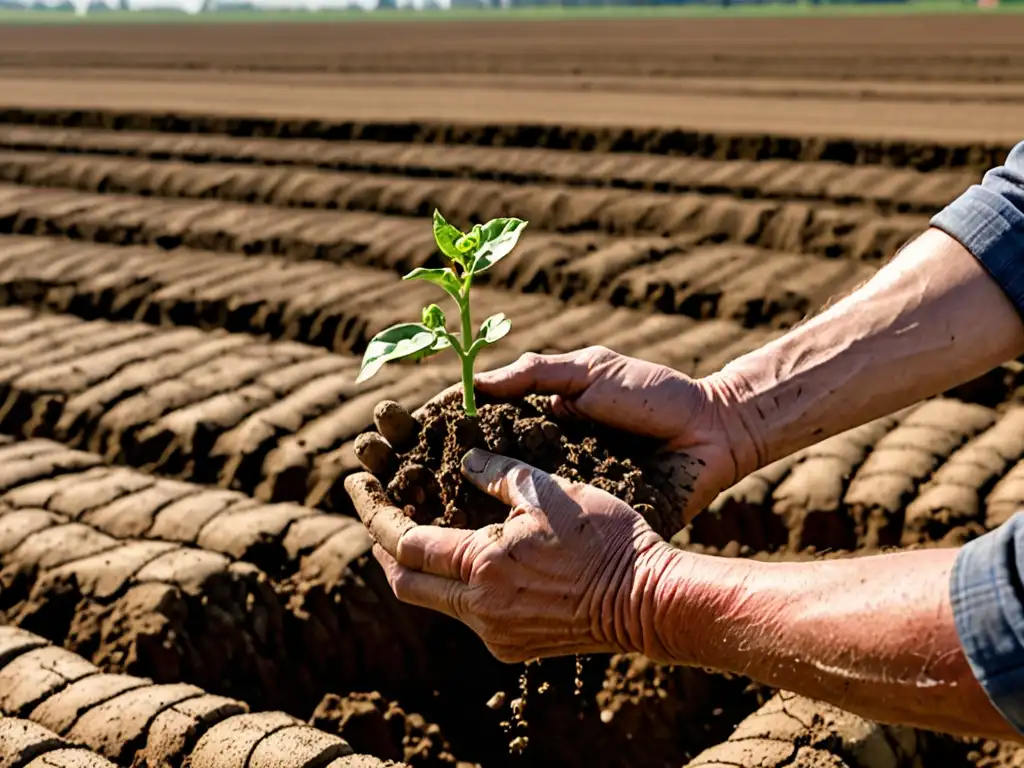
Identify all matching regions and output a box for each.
[930,140,1024,733]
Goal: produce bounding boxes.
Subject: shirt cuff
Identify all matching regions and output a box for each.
[931,186,1024,320]
[951,513,1024,735]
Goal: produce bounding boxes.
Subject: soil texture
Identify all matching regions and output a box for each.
[384,394,680,538]
[0,16,1022,768]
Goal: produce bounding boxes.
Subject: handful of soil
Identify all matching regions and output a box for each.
[368,392,684,540]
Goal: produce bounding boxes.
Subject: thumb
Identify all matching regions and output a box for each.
[460,448,572,511]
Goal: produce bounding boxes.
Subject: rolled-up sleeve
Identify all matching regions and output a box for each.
[931,141,1024,317]
[951,513,1024,734]
[942,146,1024,728]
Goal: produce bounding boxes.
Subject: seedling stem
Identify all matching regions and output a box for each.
[356,210,528,418]
[459,281,478,417]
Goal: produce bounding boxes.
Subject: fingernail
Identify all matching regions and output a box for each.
[462,448,490,476]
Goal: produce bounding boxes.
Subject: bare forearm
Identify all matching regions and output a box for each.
[655,547,1016,740]
[713,228,1024,470]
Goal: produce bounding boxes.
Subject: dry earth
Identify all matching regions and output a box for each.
[0,14,1020,768]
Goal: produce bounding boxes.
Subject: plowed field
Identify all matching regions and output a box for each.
[0,13,1022,768]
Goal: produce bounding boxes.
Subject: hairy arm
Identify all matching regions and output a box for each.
[712,226,1024,474]
[657,545,1013,740]
[666,143,1024,740]
[711,141,1024,474]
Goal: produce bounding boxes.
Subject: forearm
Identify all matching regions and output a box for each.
[712,228,1024,471]
[654,546,1017,740]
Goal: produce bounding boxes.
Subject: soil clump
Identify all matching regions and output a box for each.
[383,393,682,539]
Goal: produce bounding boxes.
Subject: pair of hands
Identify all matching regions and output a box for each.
[345,346,758,664]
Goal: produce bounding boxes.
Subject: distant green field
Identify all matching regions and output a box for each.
[0,0,1020,24]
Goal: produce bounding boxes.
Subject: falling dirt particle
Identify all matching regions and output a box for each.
[537,681,550,695]
[509,735,529,755]
[486,691,507,710]
[507,664,531,745]
[600,709,614,724]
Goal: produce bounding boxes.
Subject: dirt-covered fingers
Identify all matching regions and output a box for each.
[346,470,480,576]
[372,400,419,451]
[460,448,574,510]
[353,431,397,478]
[362,388,460,475]
[373,544,469,621]
[344,472,416,556]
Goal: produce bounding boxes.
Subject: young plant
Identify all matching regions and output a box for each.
[356,209,528,417]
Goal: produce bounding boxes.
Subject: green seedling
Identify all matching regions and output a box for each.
[356,209,528,417]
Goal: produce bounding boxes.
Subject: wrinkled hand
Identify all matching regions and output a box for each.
[345,448,682,663]
[476,346,761,521]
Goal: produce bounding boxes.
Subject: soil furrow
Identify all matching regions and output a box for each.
[0,310,417,504]
[0,309,802,509]
[0,48,1018,768]
[0,234,843,354]
[0,474,758,768]
[690,399,1024,556]
[0,456,441,717]
[0,158,927,261]
[0,127,979,215]
[0,627,400,768]
[0,502,303,709]
[682,690,941,768]
[0,717,117,768]
[0,440,360,577]
[0,107,1012,172]
[902,406,1024,546]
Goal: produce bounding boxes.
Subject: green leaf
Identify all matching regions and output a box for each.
[470,218,528,275]
[478,313,512,345]
[403,267,462,301]
[357,323,436,384]
[432,210,465,264]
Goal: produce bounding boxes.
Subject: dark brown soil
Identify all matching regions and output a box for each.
[385,393,681,539]
[1,26,1023,768]
[309,692,460,768]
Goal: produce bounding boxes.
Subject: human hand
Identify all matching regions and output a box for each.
[344,448,686,663]
[351,384,462,483]
[475,346,762,521]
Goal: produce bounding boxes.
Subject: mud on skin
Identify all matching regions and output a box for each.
[380,393,681,539]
